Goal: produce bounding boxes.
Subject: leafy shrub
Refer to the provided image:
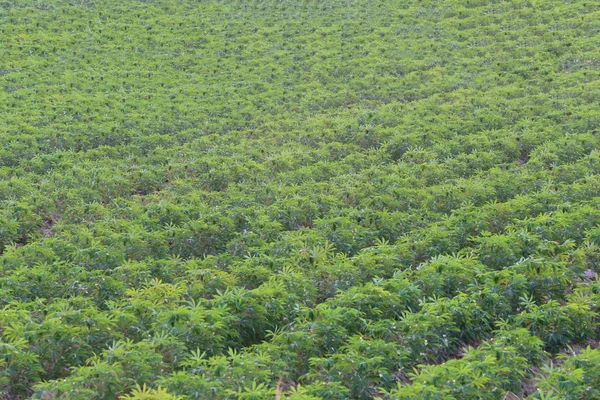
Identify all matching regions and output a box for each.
[532,347,600,400]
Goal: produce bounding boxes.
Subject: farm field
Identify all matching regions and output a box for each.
[1,0,600,398]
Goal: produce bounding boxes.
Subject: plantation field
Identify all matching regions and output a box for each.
[1,0,600,398]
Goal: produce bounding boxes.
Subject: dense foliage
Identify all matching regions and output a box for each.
[1,0,600,398]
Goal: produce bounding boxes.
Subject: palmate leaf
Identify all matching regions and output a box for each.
[121,384,183,400]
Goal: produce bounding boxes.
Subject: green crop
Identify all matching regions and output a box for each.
[0,0,599,398]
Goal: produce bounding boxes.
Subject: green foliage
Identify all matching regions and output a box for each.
[122,384,183,400]
[385,328,544,400]
[515,297,597,353]
[532,347,600,400]
[0,0,599,397]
